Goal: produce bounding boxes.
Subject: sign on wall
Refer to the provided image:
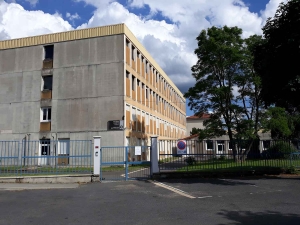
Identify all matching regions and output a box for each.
[107,120,124,130]
[177,140,187,154]
[135,146,142,156]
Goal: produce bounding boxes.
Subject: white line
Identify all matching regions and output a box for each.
[150,180,196,199]
[121,167,149,177]
[198,196,213,199]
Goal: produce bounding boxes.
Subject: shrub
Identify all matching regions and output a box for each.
[219,155,226,160]
[263,141,297,159]
[185,156,197,165]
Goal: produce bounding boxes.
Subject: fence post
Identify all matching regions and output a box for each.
[151,136,159,177]
[93,136,101,176]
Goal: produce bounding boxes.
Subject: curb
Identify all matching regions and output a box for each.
[0,174,100,184]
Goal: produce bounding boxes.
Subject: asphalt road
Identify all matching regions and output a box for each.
[0,177,300,225]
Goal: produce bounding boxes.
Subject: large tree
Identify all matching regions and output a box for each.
[185,26,265,160]
[254,0,300,113]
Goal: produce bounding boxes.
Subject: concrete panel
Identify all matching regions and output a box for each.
[0,73,23,103]
[53,35,124,68]
[12,102,40,134]
[0,104,13,131]
[0,46,43,74]
[51,95,124,132]
[53,63,124,100]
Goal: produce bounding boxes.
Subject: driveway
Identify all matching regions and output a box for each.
[0,177,299,225]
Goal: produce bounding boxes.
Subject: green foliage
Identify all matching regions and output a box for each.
[184,156,197,165]
[262,107,300,139]
[184,26,266,158]
[263,141,298,159]
[254,0,300,113]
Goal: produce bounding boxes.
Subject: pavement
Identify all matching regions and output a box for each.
[0,177,300,225]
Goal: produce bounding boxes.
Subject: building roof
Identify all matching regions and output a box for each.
[186,114,210,120]
[183,134,199,140]
[0,23,184,99]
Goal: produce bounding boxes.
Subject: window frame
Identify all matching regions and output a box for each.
[41,107,51,122]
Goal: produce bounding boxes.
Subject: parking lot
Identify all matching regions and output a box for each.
[0,177,300,225]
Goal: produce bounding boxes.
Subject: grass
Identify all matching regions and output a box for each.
[177,158,300,173]
[101,164,150,172]
[0,166,93,176]
[159,156,179,164]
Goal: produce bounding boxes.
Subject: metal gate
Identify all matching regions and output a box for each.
[100,146,151,181]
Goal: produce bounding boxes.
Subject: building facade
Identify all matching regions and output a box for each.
[0,24,186,149]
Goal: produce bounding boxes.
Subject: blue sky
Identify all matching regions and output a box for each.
[1,0,283,116]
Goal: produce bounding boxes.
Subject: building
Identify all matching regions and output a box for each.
[0,23,186,152]
[186,114,210,136]
[185,115,271,156]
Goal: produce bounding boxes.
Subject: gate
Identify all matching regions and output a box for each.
[100,146,151,181]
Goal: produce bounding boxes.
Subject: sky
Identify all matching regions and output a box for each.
[0,0,287,116]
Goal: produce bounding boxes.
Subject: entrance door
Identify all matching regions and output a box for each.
[217,141,225,154]
[39,139,50,166]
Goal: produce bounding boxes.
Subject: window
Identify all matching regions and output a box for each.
[262,140,271,150]
[206,140,214,150]
[42,76,53,90]
[145,87,148,99]
[131,46,135,60]
[44,45,54,60]
[41,108,51,122]
[126,71,130,78]
[137,79,140,87]
[217,141,225,152]
[126,39,130,47]
[132,76,135,91]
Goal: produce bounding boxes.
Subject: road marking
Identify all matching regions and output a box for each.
[121,167,149,177]
[198,196,213,199]
[150,180,196,199]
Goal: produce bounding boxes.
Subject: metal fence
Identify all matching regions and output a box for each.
[0,140,93,176]
[159,139,300,172]
[100,146,151,181]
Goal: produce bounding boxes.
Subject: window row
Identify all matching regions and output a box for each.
[126,72,186,126]
[125,104,186,139]
[126,39,185,111]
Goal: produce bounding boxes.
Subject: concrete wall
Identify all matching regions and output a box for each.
[186,119,206,136]
[0,34,125,146]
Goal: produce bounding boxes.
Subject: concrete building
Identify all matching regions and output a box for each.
[0,23,186,150]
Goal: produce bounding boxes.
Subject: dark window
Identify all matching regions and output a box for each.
[132,76,135,91]
[206,140,213,150]
[42,108,51,121]
[126,71,129,78]
[43,76,53,90]
[132,47,135,60]
[44,45,54,60]
[146,88,148,99]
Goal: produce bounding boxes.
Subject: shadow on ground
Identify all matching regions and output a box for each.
[218,210,300,225]
[154,175,300,186]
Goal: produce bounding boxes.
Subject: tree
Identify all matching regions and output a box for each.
[254,0,300,113]
[262,107,300,140]
[184,26,265,160]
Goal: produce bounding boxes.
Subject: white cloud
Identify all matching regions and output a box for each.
[260,0,288,24]
[0,0,286,96]
[0,1,72,40]
[25,0,38,7]
[66,12,81,21]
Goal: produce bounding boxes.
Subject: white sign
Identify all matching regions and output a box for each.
[135,146,142,156]
[177,140,187,154]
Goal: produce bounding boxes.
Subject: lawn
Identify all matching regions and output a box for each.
[177,158,300,173]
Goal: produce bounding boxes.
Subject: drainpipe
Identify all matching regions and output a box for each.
[27,134,30,167]
[22,135,27,167]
